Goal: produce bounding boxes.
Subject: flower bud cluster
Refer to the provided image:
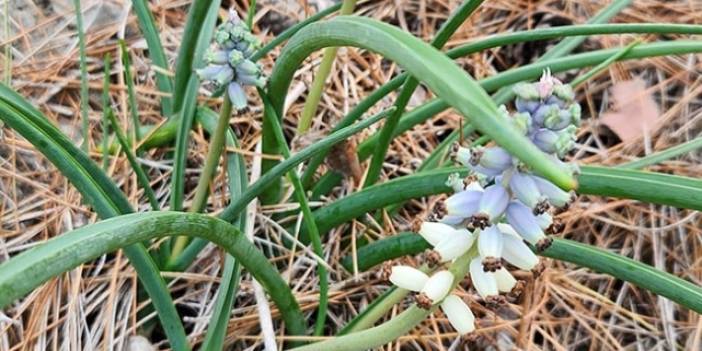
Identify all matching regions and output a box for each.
[386,71,580,336]
[196,9,265,109]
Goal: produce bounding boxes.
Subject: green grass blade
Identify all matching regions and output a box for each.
[259,90,327,335]
[578,166,702,211]
[338,234,702,314]
[364,0,485,187]
[490,0,631,104]
[218,108,392,222]
[101,54,112,170]
[297,0,357,133]
[304,165,702,244]
[172,0,213,114]
[619,136,702,169]
[131,0,173,116]
[173,108,391,272]
[119,39,142,142]
[0,212,307,340]
[105,109,160,210]
[168,0,221,214]
[266,16,576,204]
[72,0,89,151]
[0,85,189,350]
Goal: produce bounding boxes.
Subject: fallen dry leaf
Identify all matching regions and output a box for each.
[600,78,660,142]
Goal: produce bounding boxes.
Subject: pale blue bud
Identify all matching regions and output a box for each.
[227,82,247,109]
[509,171,546,212]
[505,201,545,245]
[529,175,574,208]
[445,190,482,219]
[472,184,509,227]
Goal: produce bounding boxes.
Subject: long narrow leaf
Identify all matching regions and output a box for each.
[265,16,576,205]
[0,212,307,338]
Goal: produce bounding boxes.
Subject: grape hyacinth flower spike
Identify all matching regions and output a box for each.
[389,71,580,336]
[196,9,265,109]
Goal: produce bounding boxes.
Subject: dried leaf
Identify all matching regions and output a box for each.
[600,78,660,142]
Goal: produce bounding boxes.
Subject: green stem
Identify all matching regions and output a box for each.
[297,0,357,133]
[260,90,328,335]
[170,98,232,261]
[119,39,142,142]
[72,0,89,152]
[619,136,702,169]
[246,0,256,29]
[364,0,485,187]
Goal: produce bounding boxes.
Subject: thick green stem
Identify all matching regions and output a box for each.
[170,98,232,260]
[297,0,357,133]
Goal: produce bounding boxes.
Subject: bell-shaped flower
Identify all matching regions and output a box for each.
[445,189,482,219]
[389,265,429,292]
[441,295,476,335]
[505,201,547,247]
[469,257,498,299]
[494,268,517,293]
[471,184,509,228]
[418,222,455,246]
[421,270,454,302]
[433,229,476,262]
[500,232,538,270]
[530,175,574,208]
[531,103,560,127]
[477,225,503,271]
[470,146,513,173]
[509,170,547,213]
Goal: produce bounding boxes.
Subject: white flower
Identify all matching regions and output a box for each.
[441,295,476,335]
[389,265,429,292]
[421,270,454,302]
[469,257,498,299]
[433,229,476,262]
[477,225,503,271]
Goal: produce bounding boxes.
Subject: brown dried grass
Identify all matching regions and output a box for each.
[1,0,701,350]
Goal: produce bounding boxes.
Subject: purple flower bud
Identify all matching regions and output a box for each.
[508,171,545,211]
[445,190,482,218]
[532,128,561,154]
[472,184,509,227]
[205,50,229,65]
[511,112,532,135]
[530,175,574,208]
[505,201,546,245]
[515,97,540,114]
[532,104,560,126]
[544,109,573,131]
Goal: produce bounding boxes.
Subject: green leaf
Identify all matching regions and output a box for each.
[264,16,576,212]
[619,136,702,170]
[338,234,702,314]
[0,212,307,339]
[0,83,190,351]
[364,0,486,187]
[131,0,174,116]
